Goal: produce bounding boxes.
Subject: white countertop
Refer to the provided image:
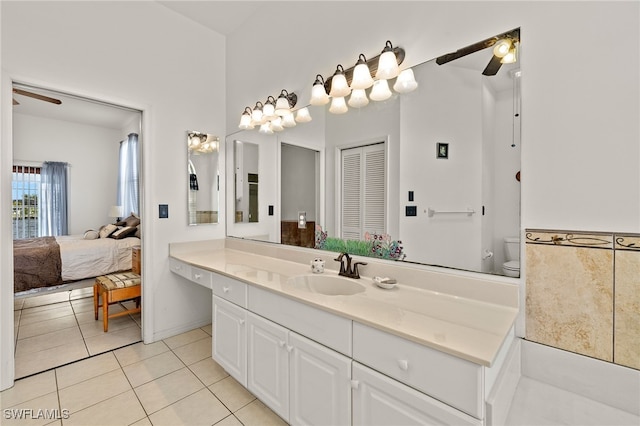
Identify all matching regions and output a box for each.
[170,246,518,367]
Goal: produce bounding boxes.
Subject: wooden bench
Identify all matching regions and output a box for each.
[93,272,141,332]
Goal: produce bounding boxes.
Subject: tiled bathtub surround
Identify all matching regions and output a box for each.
[525,230,639,370]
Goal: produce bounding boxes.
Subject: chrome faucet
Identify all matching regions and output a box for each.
[334,252,367,279]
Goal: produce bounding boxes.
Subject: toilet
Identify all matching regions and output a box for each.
[502,237,520,277]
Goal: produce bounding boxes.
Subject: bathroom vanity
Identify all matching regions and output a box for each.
[169,239,519,425]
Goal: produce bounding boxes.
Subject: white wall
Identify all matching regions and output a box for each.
[1,1,227,389]
[13,113,123,234]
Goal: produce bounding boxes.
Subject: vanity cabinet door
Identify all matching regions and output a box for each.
[289,332,351,426]
[247,312,290,422]
[352,363,481,426]
[213,295,247,386]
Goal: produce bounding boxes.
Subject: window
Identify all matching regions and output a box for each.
[340,143,386,240]
[12,165,41,239]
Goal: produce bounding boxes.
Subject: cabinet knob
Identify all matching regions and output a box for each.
[223,286,230,293]
[286,345,294,353]
[194,273,201,280]
[397,359,409,371]
[175,265,181,270]
[350,380,360,389]
[239,319,245,325]
[279,340,286,348]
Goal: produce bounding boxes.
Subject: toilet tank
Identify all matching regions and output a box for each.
[504,237,520,261]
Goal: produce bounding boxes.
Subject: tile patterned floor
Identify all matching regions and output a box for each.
[1,326,286,426]
[14,283,142,379]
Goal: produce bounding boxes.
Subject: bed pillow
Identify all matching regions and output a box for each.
[99,224,117,238]
[83,230,99,240]
[116,213,140,228]
[110,226,137,240]
[134,225,141,238]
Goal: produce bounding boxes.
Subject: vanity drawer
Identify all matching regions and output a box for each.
[212,272,247,308]
[169,258,191,280]
[190,266,212,289]
[352,322,483,419]
[248,286,352,356]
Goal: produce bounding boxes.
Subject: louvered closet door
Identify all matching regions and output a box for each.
[341,143,385,240]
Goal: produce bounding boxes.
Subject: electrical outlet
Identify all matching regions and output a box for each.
[405,206,417,216]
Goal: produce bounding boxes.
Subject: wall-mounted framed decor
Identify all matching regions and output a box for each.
[436,142,449,159]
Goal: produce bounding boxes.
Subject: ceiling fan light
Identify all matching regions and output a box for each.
[369,79,393,101]
[310,75,330,106]
[493,38,512,58]
[348,89,369,108]
[501,46,517,64]
[393,68,418,93]
[329,65,351,98]
[375,41,400,80]
[295,107,312,123]
[351,54,374,90]
[329,96,348,114]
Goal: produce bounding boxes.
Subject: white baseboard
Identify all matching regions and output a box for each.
[150,318,211,342]
[521,340,640,416]
[486,338,521,426]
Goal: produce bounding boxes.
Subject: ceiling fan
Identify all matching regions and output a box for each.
[435,28,520,76]
[12,87,62,106]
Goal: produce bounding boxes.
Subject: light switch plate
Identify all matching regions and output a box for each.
[159,204,169,219]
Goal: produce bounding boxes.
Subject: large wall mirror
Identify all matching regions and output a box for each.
[225,29,521,277]
[188,131,220,225]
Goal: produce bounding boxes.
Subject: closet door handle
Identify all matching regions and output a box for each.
[350,380,360,389]
[278,340,286,348]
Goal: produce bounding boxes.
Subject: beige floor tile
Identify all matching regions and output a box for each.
[173,336,212,366]
[69,298,96,314]
[16,327,83,357]
[2,391,60,426]
[79,314,137,338]
[163,328,209,350]
[61,389,146,426]
[214,415,244,426]
[58,369,131,414]
[234,399,287,426]
[69,286,94,300]
[201,323,213,336]
[209,376,256,413]
[148,388,231,426]
[0,370,57,409]
[23,292,71,309]
[19,315,79,340]
[114,340,169,367]
[129,417,152,426]
[15,298,25,311]
[15,340,88,379]
[20,304,74,326]
[188,357,229,386]
[73,303,125,325]
[84,323,141,356]
[55,352,121,389]
[123,350,185,388]
[134,367,204,414]
[20,301,70,315]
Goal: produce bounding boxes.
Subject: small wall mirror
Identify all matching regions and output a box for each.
[187,131,220,225]
[234,140,259,223]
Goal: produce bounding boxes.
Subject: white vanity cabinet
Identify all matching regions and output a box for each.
[213,295,247,386]
[246,300,352,425]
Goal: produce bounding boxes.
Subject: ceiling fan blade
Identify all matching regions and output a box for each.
[13,88,62,105]
[13,98,19,105]
[482,55,503,76]
[436,39,495,65]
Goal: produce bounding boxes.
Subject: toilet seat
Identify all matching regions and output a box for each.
[503,260,519,271]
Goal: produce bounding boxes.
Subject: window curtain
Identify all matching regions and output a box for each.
[39,161,69,236]
[117,133,140,216]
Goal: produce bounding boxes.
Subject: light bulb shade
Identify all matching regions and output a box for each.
[493,39,512,58]
[281,112,297,127]
[351,54,374,90]
[295,107,312,123]
[251,102,263,122]
[348,89,369,108]
[329,96,348,114]
[259,122,274,134]
[329,65,351,97]
[262,98,276,118]
[393,68,418,93]
[270,117,284,131]
[238,112,253,129]
[501,46,517,64]
[370,79,393,101]
[310,74,330,106]
[109,205,124,218]
[375,41,399,80]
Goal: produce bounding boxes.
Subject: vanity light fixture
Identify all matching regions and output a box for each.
[393,68,418,93]
[369,79,393,101]
[251,101,264,123]
[270,116,284,132]
[259,122,274,134]
[281,112,297,128]
[275,89,297,116]
[328,65,351,98]
[295,107,312,122]
[188,131,219,153]
[310,74,330,106]
[262,96,276,119]
[329,96,348,114]
[350,54,374,90]
[348,88,369,108]
[375,40,401,80]
[239,89,309,134]
[238,107,254,129]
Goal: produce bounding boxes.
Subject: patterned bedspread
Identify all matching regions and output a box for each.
[13,237,63,292]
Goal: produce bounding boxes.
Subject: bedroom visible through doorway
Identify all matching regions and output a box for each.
[11,83,143,378]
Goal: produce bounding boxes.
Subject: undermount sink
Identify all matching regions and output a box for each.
[289,274,366,296]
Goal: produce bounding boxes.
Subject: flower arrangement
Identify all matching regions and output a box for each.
[314,225,406,260]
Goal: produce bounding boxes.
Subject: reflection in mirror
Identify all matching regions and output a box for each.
[187,131,220,225]
[234,140,259,223]
[226,29,521,277]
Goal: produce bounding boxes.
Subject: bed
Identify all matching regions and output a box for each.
[14,234,140,293]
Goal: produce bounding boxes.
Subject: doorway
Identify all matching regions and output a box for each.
[11,83,143,378]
